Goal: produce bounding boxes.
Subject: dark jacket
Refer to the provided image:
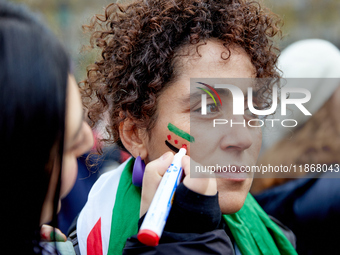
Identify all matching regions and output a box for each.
[69,184,296,255]
[123,184,296,254]
[254,171,340,255]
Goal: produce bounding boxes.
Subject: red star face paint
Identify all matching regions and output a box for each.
[164,123,194,153]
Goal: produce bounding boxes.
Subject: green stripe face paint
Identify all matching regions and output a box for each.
[167,123,195,143]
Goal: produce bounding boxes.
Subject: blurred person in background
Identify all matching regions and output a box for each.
[0,1,93,254]
[251,39,340,254]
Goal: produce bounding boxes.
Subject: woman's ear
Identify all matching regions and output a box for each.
[119,117,148,160]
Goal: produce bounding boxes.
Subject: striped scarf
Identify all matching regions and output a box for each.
[107,160,297,255]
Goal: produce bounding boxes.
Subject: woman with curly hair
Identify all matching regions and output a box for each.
[73,0,297,254]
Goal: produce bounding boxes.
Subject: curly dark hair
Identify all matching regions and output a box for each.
[81,0,282,151]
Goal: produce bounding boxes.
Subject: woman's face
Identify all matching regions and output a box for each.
[61,76,94,197]
[144,40,262,214]
[41,75,94,224]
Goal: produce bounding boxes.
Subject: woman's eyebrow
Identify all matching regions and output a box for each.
[181,91,201,108]
[184,91,202,103]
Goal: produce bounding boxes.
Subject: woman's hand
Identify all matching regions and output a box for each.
[40,224,67,242]
[181,155,217,196]
[140,153,217,217]
[140,152,174,217]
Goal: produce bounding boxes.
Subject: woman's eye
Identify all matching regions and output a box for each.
[206,104,219,114]
[194,103,219,114]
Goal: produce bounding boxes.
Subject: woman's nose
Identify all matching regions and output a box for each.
[219,116,253,151]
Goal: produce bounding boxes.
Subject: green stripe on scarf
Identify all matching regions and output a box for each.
[223,194,297,255]
[107,158,141,255]
[108,160,297,255]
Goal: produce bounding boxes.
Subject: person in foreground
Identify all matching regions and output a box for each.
[74,0,297,254]
[0,1,93,254]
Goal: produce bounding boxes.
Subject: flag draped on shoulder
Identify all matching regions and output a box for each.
[77,157,297,255]
[77,158,134,255]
